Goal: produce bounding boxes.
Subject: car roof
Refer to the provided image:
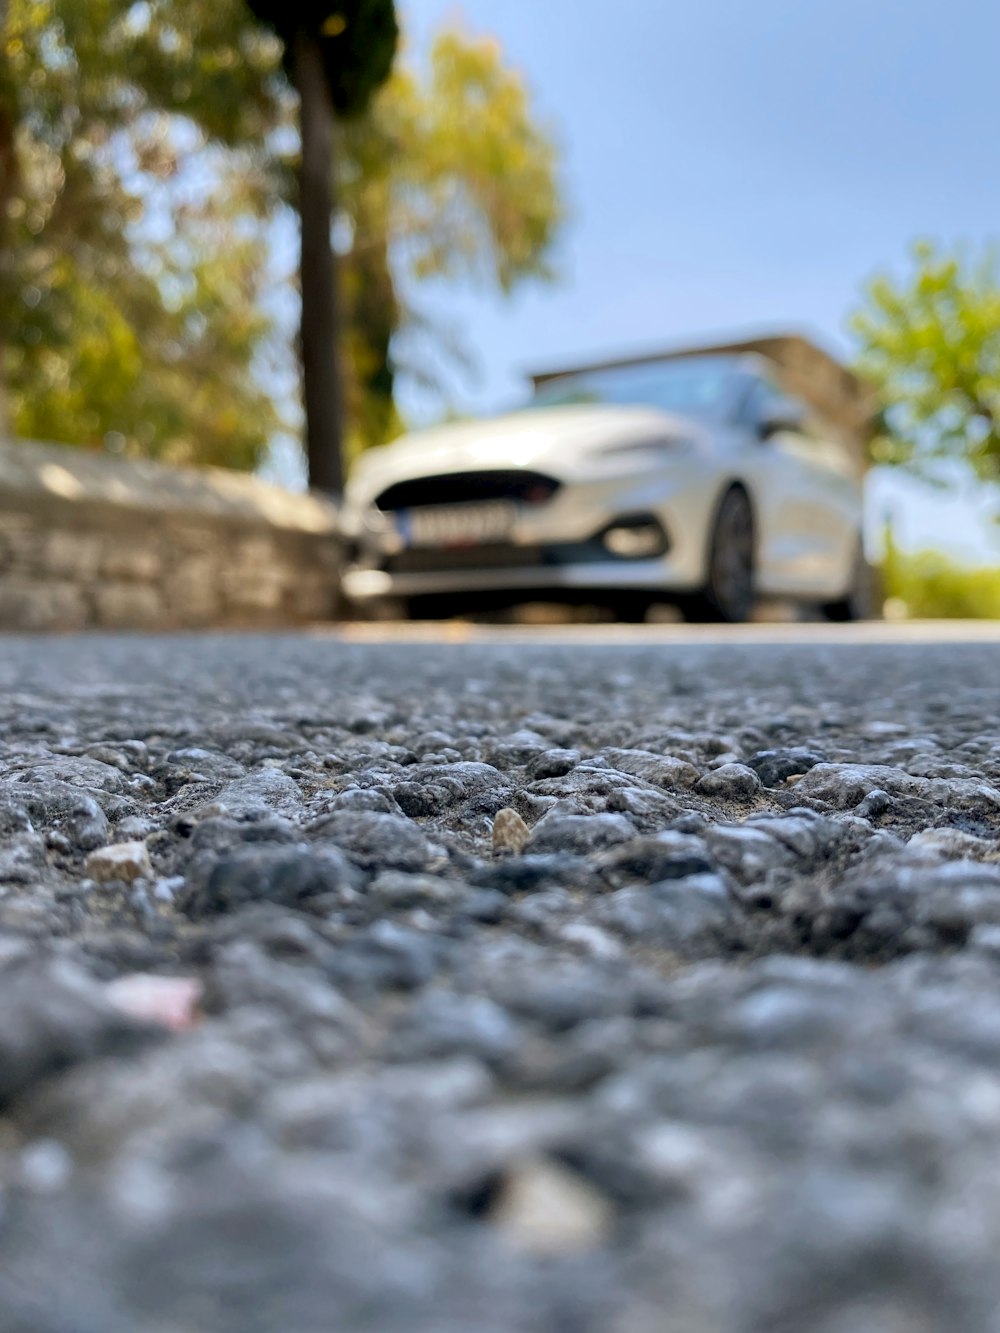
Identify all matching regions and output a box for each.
[529,331,877,456]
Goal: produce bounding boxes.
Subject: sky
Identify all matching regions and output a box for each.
[382,0,1000,562]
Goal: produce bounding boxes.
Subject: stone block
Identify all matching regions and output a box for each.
[162,520,219,555]
[162,555,223,622]
[290,571,337,620]
[93,582,165,629]
[42,530,103,580]
[101,543,163,582]
[0,512,35,564]
[222,568,287,612]
[0,516,44,572]
[0,577,90,630]
[0,446,342,629]
[232,536,279,572]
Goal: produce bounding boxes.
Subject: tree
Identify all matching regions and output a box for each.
[851,241,1000,483]
[338,28,562,453]
[0,0,288,467]
[2,5,557,481]
[0,0,21,439]
[244,0,397,493]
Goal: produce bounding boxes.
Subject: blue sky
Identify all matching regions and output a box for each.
[386,0,1000,560]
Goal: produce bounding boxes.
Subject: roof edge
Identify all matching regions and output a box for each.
[527,329,878,435]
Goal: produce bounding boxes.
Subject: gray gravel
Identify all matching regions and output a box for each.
[0,630,999,1331]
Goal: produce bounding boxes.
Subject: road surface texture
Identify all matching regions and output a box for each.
[0,625,999,1332]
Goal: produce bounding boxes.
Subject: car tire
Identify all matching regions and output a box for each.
[679,486,755,623]
[405,594,462,621]
[609,594,652,624]
[820,544,882,622]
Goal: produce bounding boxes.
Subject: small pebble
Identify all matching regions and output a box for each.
[105,974,203,1032]
[489,1157,614,1256]
[493,807,531,856]
[83,841,153,884]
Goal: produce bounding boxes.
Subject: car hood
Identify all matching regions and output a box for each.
[345,404,700,507]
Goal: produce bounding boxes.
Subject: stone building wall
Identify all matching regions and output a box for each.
[0,440,340,630]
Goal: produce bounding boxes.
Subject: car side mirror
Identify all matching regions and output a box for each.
[758,401,806,440]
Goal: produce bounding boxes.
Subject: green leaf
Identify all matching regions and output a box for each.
[850,241,1000,482]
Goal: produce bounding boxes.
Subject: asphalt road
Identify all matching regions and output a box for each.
[0,624,999,1332]
[330,616,1000,645]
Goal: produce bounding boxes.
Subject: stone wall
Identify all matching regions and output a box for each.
[0,439,340,630]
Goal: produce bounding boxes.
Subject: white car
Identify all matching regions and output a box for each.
[340,346,870,622]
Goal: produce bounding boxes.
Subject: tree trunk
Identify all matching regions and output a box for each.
[293,27,344,495]
[0,0,15,441]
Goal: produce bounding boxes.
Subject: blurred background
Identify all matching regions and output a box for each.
[3,0,1000,620]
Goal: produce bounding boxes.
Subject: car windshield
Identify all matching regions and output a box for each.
[529,355,738,419]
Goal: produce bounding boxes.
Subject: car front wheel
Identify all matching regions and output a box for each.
[820,543,882,621]
[678,486,755,623]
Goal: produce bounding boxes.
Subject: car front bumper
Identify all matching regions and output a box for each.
[340,467,718,606]
[341,544,699,604]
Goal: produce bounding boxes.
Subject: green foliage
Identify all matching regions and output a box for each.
[380,30,562,291]
[1,0,287,468]
[339,27,563,451]
[245,0,398,117]
[1,3,556,472]
[851,241,1000,482]
[881,542,1000,619]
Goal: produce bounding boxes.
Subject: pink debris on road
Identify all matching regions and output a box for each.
[105,974,203,1033]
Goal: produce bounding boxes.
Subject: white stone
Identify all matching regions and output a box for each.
[493,806,531,855]
[84,840,152,884]
[105,973,202,1031]
[490,1156,614,1256]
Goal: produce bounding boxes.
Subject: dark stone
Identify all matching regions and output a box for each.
[595,835,712,886]
[308,811,442,873]
[183,846,363,919]
[472,854,589,895]
[0,801,33,837]
[526,749,581,780]
[746,748,827,787]
[526,812,635,855]
[3,782,109,851]
[189,815,302,854]
[392,782,450,817]
[0,955,155,1107]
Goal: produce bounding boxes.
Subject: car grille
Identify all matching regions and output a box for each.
[383,533,664,575]
[375,470,560,511]
[387,544,546,574]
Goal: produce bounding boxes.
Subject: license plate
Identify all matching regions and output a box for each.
[397,500,517,548]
